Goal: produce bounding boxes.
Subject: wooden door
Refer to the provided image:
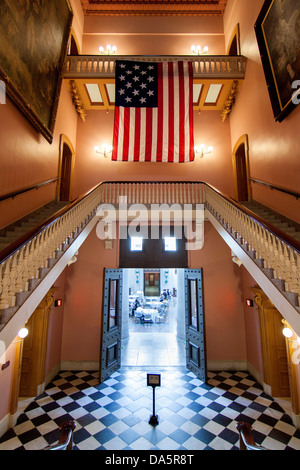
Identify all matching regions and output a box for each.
[60,143,73,201]
[19,291,55,397]
[232,135,251,203]
[184,269,207,383]
[253,287,290,397]
[99,269,123,383]
[235,143,248,201]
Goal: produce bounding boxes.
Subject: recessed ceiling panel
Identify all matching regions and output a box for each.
[204,84,223,104]
[85,83,103,104]
[193,84,203,106]
[105,83,115,104]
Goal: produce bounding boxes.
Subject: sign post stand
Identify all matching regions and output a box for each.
[147,373,161,426]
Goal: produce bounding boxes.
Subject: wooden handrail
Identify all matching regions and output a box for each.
[101,181,300,252]
[0,181,103,264]
[204,181,300,253]
[45,420,76,450]
[249,178,300,200]
[236,422,267,450]
[0,178,59,202]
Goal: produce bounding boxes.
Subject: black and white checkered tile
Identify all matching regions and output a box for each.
[1,368,300,451]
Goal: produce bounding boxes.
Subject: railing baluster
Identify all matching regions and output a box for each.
[1,180,299,332]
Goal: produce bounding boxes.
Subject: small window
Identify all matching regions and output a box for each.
[164,237,177,251]
[130,237,143,251]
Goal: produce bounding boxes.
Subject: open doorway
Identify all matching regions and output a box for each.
[100,268,206,384]
[121,268,186,367]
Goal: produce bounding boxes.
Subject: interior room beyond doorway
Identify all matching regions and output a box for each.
[121,268,186,367]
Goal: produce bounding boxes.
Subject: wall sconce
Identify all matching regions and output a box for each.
[18,328,29,339]
[94,144,113,158]
[282,327,294,339]
[191,45,209,55]
[99,44,117,55]
[194,144,213,158]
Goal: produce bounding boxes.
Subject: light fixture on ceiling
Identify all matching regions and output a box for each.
[191,45,209,55]
[194,144,213,158]
[94,144,113,158]
[99,44,117,55]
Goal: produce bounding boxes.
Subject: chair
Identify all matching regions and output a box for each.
[134,308,143,322]
[143,312,153,323]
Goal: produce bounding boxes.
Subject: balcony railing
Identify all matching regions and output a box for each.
[0,181,299,338]
[63,55,247,80]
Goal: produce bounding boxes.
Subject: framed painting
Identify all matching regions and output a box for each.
[255,0,300,122]
[0,0,73,143]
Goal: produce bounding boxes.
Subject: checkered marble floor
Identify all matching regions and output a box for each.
[1,367,300,451]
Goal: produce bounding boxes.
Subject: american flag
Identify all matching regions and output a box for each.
[112,60,195,162]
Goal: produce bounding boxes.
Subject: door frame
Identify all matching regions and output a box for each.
[99,269,123,383]
[252,287,290,398]
[232,134,251,202]
[57,134,75,202]
[184,268,207,383]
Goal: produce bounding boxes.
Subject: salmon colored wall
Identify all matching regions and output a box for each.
[240,267,264,377]
[190,222,247,363]
[45,270,67,377]
[61,221,246,365]
[72,109,234,198]
[224,0,300,223]
[70,0,84,53]
[0,79,78,229]
[83,15,225,56]
[61,227,119,363]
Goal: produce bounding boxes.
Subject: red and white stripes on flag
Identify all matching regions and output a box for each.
[112,61,194,162]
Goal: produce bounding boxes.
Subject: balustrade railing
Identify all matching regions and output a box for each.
[0,181,299,333]
[100,181,205,205]
[0,182,104,324]
[63,55,247,79]
[205,184,300,305]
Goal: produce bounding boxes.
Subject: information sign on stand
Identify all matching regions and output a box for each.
[147,373,161,426]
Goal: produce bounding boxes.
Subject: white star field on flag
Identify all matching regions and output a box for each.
[115,61,158,108]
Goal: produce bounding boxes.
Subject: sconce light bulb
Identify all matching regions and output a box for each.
[282,327,293,338]
[18,328,28,339]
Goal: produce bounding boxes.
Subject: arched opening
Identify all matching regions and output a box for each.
[227,23,241,56]
[68,29,80,55]
[58,136,75,202]
[232,134,251,202]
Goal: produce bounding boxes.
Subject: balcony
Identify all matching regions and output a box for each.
[63,55,247,120]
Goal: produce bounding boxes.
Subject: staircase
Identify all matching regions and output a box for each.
[242,201,300,243]
[0,181,299,350]
[0,201,67,252]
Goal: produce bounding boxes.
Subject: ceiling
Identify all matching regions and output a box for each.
[80,0,228,16]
